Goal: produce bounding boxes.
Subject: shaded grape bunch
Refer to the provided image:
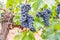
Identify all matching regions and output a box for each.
[57,4,60,13]
[42,9,51,26]
[36,9,51,26]
[56,13,60,18]
[20,4,36,32]
[56,4,60,18]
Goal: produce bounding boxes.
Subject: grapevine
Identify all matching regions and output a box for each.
[0,0,60,40]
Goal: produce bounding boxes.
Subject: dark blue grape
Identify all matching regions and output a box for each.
[27,15,36,32]
[56,4,60,18]
[20,4,31,23]
[27,15,34,28]
[56,12,60,18]
[36,12,43,17]
[27,15,34,21]
[21,21,28,28]
[57,4,60,13]
[58,4,60,6]
[30,28,36,32]
[21,11,28,14]
[21,4,31,12]
[26,4,31,10]
[36,9,51,26]
[42,9,51,26]
[45,9,51,14]
[20,4,36,32]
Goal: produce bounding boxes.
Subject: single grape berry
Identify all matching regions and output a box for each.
[21,21,28,28]
[30,28,36,32]
[20,14,27,22]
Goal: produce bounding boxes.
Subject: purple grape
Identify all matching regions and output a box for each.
[21,4,31,12]
[36,12,43,17]
[20,4,36,32]
[21,21,28,28]
[30,28,36,32]
[57,4,60,13]
[36,9,51,26]
[56,4,60,18]
[42,9,51,26]
[20,4,31,23]
[20,14,27,22]
[27,15,36,32]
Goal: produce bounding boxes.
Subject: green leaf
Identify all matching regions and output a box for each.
[22,31,35,40]
[56,33,60,40]
[32,0,43,12]
[43,4,48,8]
[47,34,57,40]
[54,23,60,30]
[34,22,43,31]
[14,34,21,40]
[55,0,60,4]
[44,0,56,8]
[28,0,37,2]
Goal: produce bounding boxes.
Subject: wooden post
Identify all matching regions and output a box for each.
[0,11,14,40]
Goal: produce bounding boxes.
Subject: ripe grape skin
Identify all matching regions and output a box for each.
[56,12,60,18]
[30,28,36,32]
[20,4,31,23]
[20,4,31,22]
[20,14,27,22]
[45,9,51,14]
[21,4,31,13]
[36,9,51,26]
[57,4,60,13]
[20,14,36,32]
[21,21,28,28]
[56,4,60,18]
[42,9,51,26]
[36,12,43,17]
[20,4,36,32]
[27,15,36,32]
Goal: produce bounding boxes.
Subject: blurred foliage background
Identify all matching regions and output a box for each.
[0,0,60,40]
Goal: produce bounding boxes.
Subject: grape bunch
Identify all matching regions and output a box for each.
[56,4,60,18]
[20,4,36,32]
[42,9,51,26]
[57,4,60,13]
[36,9,51,26]
[20,4,31,22]
[27,15,36,32]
